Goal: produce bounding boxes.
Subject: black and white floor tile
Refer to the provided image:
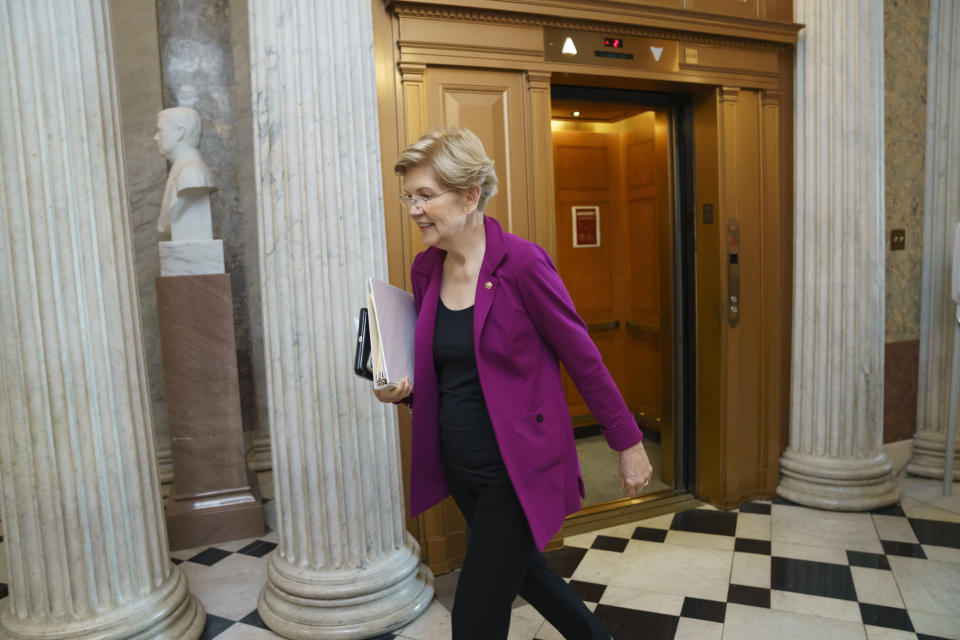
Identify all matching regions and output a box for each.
[0,477,957,639]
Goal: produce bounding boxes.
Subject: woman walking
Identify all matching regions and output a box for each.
[375,128,652,640]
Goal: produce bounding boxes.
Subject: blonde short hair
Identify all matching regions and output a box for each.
[394,128,499,211]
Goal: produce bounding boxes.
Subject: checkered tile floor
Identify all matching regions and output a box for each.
[1,476,958,639]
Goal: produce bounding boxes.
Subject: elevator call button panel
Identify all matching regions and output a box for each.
[545,28,679,72]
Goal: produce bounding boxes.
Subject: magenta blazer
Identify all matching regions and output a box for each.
[408,215,643,550]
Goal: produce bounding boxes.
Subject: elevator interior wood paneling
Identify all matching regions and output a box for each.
[373,0,800,575]
[551,107,675,486]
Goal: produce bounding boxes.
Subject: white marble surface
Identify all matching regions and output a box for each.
[0,1,203,637]
[674,617,723,640]
[180,553,270,621]
[723,603,867,640]
[608,541,733,601]
[731,551,772,588]
[908,610,960,639]
[779,0,899,511]
[769,590,862,623]
[771,505,884,554]
[901,495,960,523]
[888,555,960,617]
[873,513,920,543]
[597,586,685,616]
[159,239,226,275]
[735,512,772,540]
[924,545,960,564]
[911,0,960,481]
[903,476,960,512]
[663,530,736,551]
[864,626,918,640]
[769,541,850,566]
[851,566,907,609]
[247,1,433,637]
[570,548,621,585]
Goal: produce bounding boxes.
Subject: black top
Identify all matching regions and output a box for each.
[434,299,508,482]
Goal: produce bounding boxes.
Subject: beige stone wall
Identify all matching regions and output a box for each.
[884,0,929,342]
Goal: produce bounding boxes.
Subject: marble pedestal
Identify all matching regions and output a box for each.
[157,274,264,549]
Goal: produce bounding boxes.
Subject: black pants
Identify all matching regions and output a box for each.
[445,467,608,640]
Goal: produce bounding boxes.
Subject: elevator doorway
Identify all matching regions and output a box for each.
[550,85,697,513]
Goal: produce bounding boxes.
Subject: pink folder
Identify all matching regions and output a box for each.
[366,277,417,389]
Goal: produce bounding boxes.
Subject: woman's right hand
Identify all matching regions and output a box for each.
[373,376,413,404]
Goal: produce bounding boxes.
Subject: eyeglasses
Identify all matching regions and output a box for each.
[399,191,450,209]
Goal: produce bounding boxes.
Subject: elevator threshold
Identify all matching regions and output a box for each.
[563,490,699,538]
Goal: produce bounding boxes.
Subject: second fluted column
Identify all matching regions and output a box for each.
[248,1,434,638]
[777,0,901,510]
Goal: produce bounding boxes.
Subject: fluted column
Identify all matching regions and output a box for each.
[908,0,960,481]
[248,2,434,638]
[778,0,900,510]
[0,2,204,639]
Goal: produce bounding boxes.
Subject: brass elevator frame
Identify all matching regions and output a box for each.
[372,0,800,574]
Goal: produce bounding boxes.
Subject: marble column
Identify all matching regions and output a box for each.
[777,0,900,510]
[908,1,960,481]
[227,0,274,473]
[0,1,204,639]
[249,1,434,638]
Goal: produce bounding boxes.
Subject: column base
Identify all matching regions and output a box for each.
[166,479,265,550]
[777,448,901,510]
[906,430,960,480]
[0,566,204,640]
[246,435,273,471]
[157,445,174,484]
[258,535,434,640]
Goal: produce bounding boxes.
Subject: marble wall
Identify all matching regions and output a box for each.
[884,0,929,342]
[882,0,929,443]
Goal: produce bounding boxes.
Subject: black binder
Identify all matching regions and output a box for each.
[353,307,374,381]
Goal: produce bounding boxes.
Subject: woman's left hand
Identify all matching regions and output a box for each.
[619,441,654,496]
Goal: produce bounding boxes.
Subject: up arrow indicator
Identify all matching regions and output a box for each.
[650,46,664,62]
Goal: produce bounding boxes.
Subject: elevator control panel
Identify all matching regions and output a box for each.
[544,28,679,72]
[727,219,740,328]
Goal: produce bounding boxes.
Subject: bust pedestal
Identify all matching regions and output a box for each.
[157,271,264,549]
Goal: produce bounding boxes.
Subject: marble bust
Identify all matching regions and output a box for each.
[155,107,217,240]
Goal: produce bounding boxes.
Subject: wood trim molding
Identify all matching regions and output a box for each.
[397,40,544,62]
[398,62,428,148]
[524,69,556,257]
[387,1,800,48]
[718,85,741,103]
[526,69,552,88]
[761,88,782,106]
[398,61,427,82]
